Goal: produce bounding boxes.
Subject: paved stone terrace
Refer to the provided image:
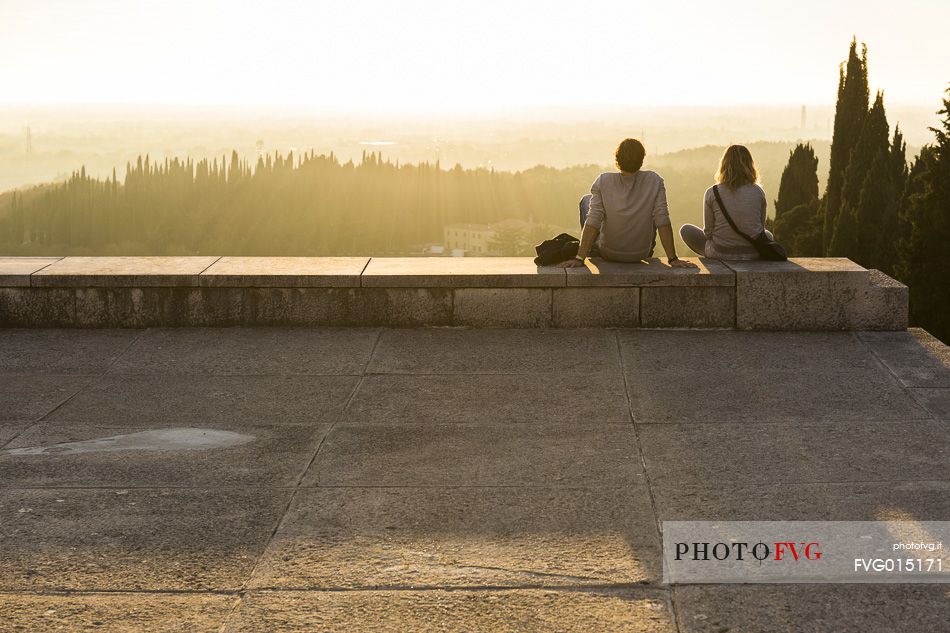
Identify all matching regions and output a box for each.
[0,326,949,631]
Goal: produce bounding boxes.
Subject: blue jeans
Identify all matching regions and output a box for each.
[579,194,592,228]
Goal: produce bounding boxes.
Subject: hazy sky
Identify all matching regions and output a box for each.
[2,0,948,112]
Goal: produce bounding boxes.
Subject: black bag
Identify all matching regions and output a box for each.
[533,233,579,265]
[712,185,787,261]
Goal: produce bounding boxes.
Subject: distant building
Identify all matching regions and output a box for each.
[443,219,573,256]
[443,223,495,255]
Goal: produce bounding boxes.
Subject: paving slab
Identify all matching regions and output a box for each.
[0,488,291,591]
[249,486,661,589]
[108,327,380,375]
[625,366,929,423]
[638,421,950,485]
[343,373,630,424]
[652,480,950,522]
[0,421,33,448]
[224,588,676,633]
[619,330,875,371]
[369,328,621,374]
[200,256,369,287]
[862,335,950,388]
[909,387,950,420]
[566,257,733,287]
[0,592,236,632]
[32,256,220,287]
[0,421,326,487]
[0,328,139,374]
[0,374,94,422]
[673,584,950,633]
[361,257,565,287]
[303,423,643,487]
[47,374,358,427]
[0,256,61,286]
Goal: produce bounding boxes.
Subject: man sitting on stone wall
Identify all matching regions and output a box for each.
[561,138,695,269]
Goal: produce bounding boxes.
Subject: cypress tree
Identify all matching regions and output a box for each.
[902,90,950,342]
[853,151,895,269]
[774,143,822,254]
[776,143,820,213]
[822,39,869,254]
[876,127,909,274]
[829,91,890,261]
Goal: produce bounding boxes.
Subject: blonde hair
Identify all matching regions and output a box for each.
[716,145,758,189]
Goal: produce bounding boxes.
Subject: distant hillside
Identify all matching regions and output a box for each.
[0,141,831,257]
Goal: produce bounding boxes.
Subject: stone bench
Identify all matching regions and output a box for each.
[0,256,907,330]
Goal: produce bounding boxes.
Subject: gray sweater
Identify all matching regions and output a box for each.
[703,183,767,257]
[584,170,671,262]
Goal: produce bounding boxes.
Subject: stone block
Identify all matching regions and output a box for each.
[199,256,368,287]
[243,288,354,325]
[75,288,243,327]
[0,287,75,327]
[849,269,908,330]
[361,257,565,287]
[0,257,61,286]
[640,286,735,328]
[566,257,733,287]
[186,288,245,326]
[75,288,141,327]
[356,288,453,326]
[552,287,639,327]
[728,258,873,330]
[32,256,220,287]
[454,288,552,327]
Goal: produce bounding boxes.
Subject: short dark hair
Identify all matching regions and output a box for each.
[615,138,646,172]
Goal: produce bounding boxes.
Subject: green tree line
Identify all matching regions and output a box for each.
[0,152,601,257]
[774,40,950,342]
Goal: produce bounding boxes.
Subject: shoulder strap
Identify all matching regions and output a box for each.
[712,185,757,247]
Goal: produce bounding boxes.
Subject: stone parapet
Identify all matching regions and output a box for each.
[0,256,907,330]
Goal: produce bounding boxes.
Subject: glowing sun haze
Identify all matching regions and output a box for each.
[2,0,948,112]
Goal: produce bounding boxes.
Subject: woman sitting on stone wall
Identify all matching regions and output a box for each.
[680,145,774,260]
